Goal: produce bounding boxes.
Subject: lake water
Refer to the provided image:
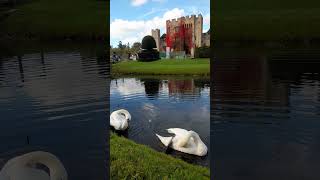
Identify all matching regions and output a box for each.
[213,46,320,180]
[0,41,108,179]
[110,76,210,166]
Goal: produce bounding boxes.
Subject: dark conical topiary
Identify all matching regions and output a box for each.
[141,35,157,50]
[137,35,160,62]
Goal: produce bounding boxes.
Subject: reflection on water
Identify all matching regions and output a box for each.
[111,77,210,166]
[0,42,108,180]
[213,47,320,180]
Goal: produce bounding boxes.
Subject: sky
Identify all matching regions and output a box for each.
[110,0,210,47]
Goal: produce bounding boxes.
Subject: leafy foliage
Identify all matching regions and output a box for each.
[195,46,210,58]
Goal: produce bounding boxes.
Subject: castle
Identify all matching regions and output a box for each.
[151,14,210,58]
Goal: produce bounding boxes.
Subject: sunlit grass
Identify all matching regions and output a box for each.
[110,133,210,179]
[111,58,210,76]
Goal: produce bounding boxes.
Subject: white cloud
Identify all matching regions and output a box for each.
[110,8,185,46]
[204,13,210,26]
[140,8,168,18]
[111,78,145,97]
[151,0,167,2]
[203,13,210,32]
[131,0,148,6]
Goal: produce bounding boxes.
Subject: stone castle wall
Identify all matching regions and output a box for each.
[152,14,209,58]
[166,14,203,48]
[151,29,160,51]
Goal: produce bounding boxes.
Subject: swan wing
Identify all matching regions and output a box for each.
[174,145,198,155]
[156,134,173,147]
[110,114,124,130]
[167,128,189,138]
[173,140,208,156]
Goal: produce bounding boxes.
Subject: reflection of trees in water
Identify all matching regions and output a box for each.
[194,78,210,89]
[17,55,24,83]
[268,50,320,108]
[16,51,48,83]
[77,43,108,78]
[0,58,4,83]
[140,79,160,98]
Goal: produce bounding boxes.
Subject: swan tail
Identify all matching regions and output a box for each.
[156,134,173,147]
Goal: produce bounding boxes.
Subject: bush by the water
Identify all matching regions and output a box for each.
[195,46,210,58]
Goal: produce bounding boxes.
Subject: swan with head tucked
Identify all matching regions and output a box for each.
[156,128,208,156]
[0,151,67,180]
[110,109,131,130]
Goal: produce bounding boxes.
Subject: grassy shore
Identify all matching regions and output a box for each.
[111,59,210,76]
[214,0,320,42]
[0,0,108,40]
[110,133,210,179]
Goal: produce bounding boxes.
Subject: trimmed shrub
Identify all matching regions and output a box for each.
[195,46,210,58]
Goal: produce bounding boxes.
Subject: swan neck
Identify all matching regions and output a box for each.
[119,110,130,120]
[189,131,199,145]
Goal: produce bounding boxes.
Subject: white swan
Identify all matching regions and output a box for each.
[156,128,208,156]
[0,151,67,180]
[110,109,131,130]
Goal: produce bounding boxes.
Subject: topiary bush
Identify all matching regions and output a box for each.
[141,35,157,50]
[137,35,160,62]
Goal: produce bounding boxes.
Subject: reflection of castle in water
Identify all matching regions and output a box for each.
[140,78,209,99]
[167,79,202,99]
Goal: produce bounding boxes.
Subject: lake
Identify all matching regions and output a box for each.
[0,41,108,179]
[213,46,320,180]
[110,76,210,167]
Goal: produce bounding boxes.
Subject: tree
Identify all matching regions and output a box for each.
[131,42,141,53]
[118,41,124,49]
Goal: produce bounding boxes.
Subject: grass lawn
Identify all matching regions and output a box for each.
[0,0,108,40]
[111,58,210,76]
[110,133,210,179]
[214,0,320,41]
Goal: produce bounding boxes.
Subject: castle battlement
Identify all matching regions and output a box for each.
[166,14,203,24]
[163,13,207,57]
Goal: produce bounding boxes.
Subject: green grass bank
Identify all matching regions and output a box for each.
[110,133,210,179]
[111,59,210,76]
[0,0,108,40]
[214,0,320,42]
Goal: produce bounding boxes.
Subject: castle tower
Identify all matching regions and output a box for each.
[195,14,203,48]
[151,29,160,51]
[165,14,203,58]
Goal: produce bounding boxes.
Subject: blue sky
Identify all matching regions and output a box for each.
[110,0,210,47]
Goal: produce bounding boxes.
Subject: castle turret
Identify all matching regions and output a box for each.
[151,29,160,51]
